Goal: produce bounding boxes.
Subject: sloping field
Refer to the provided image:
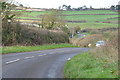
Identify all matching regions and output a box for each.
[62,10,118,15]
[16,10,118,29]
[67,23,118,29]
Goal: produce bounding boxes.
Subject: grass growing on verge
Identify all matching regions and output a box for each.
[64,52,118,78]
[2,44,78,54]
[65,30,118,78]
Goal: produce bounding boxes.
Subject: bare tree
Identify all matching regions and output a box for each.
[41,10,66,29]
[69,26,81,38]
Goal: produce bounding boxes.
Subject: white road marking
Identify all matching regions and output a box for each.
[49,52,55,54]
[67,58,71,61]
[6,59,20,64]
[24,56,35,59]
[38,54,47,56]
[38,55,43,56]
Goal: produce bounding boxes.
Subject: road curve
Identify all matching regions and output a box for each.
[2,48,89,78]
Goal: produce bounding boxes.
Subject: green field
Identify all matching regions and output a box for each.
[23,11,50,16]
[67,23,118,29]
[22,10,117,16]
[62,10,117,15]
[17,10,118,29]
[65,15,117,22]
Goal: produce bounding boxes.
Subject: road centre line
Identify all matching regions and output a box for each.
[5,50,75,64]
[38,54,47,56]
[38,55,43,56]
[6,59,20,64]
[49,53,53,54]
[5,50,74,65]
[24,56,35,59]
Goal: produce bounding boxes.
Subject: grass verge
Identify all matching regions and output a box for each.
[64,52,118,78]
[2,44,78,54]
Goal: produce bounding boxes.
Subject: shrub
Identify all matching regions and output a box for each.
[90,31,118,62]
[2,21,69,46]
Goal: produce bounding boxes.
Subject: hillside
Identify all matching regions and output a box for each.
[16,10,118,29]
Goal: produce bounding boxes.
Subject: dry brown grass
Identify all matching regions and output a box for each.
[70,34,103,47]
[70,30,118,62]
[90,31,118,63]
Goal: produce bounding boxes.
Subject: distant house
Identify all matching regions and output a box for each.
[81,6,87,10]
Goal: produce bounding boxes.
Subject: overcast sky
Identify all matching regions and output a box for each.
[14,0,119,8]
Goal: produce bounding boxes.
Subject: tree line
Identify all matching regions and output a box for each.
[110,5,120,10]
[59,5,90,11]
[58,4,120,11]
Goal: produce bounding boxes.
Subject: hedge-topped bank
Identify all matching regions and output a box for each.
[2,22,69,46]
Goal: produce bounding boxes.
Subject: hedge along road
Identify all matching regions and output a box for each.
[2,48,89,78]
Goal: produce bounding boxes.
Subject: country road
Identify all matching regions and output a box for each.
[2,48,89,78]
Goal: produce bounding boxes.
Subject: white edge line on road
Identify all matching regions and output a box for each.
[6,59,20,64]
[24,56,35,59]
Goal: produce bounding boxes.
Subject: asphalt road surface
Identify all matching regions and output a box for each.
[2,48,89,78]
